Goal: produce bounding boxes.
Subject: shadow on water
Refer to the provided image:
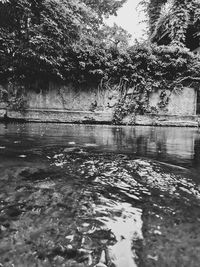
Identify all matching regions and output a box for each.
[1,123,200,266]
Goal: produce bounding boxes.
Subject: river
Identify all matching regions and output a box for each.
[0,123,200,267]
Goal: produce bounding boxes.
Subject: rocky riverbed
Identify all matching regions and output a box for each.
[0,145,200,267]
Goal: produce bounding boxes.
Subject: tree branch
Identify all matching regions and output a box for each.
[176,76,200,83]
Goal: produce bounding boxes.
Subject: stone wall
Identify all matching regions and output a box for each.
[0,82,119,123]
[6,110,113,123]
[0,83,199,126]
[26,82,119,112]
[149,87,196,115]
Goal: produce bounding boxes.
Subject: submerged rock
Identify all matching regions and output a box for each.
[18,154,27,158]
[34,181,55,189]
[1,150,200,267]
[63,147,78,153]
[17,167,49,181]
[68,142,76,145]
[84,143,98,147]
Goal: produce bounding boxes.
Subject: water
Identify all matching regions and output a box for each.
[0,123,200,267]
[1,123,200,167]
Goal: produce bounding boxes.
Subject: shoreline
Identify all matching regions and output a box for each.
[0,108,199,127]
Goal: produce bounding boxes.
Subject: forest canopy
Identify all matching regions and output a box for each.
[0,0,127,83]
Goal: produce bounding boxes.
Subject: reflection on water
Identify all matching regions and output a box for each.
[1,123,200,266]
[0,123,200,170]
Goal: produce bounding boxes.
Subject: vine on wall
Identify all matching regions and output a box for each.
[110,43,200,124]
[3,81,28,111]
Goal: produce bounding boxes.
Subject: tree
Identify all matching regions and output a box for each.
[97,23,131,51]
[82,0,127,18]
[0,0,127,83]
[0,0,88,80]
[139,0,200,49]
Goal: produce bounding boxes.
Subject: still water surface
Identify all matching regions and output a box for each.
[0,123,200,170]
[0,123,200,267]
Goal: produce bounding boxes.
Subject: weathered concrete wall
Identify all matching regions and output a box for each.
[0,82,119,123]
[26,82,119,112]
[0,83,199,126]
[167,88,196,115]
[149,87,196,115]
[122,114,199,127]
[6,109,113,123]
[0,83,119,123]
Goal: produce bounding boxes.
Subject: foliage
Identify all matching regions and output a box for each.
[112,43,200,123]
[82,0,127,18]
[1,0,200,123]
[7,82,28,110]
[62,23,132,84]
[138,0,167,35]
[0,81,28,110]
[139,0,200,48]
[0,0,127,84]
[98,23,132,51]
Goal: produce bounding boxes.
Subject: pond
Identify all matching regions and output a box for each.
[0,123,200,267]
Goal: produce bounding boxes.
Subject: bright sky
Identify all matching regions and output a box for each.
[105,0,147,43]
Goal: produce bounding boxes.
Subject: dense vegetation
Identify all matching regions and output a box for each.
[0,0,127,84]
[112,44,200,122]
[0,0,200,118]
[112,0,200,121]
[140,0,200,48]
